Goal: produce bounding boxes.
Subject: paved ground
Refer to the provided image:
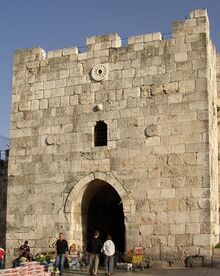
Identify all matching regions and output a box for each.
[63,267,220,276]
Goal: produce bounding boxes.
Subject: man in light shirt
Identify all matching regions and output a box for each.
[102,235,115,275]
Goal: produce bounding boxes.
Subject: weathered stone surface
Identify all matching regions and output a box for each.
[5,8,219,267]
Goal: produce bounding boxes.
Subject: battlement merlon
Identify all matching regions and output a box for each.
[216,55,220,107]
[172,8,209,37]
[13,48,46,67]
[190,8,208,19]
[13,8,211,65]
[86,32,121,50]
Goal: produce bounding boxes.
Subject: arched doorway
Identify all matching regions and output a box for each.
[81,179,125,252]
[64,172,134,252]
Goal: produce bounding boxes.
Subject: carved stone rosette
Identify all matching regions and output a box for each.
[91,64,108,81]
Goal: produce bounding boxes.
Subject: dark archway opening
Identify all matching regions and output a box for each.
[82,180,125,253]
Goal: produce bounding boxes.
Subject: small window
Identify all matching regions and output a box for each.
[94,121,107,146]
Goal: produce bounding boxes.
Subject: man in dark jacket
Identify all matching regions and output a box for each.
[19,240,33,261]
[52,233,68,276]
[86,230,102,275]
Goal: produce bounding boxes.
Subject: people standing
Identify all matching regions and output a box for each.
[52,233,69,276]
[102,235,115,276]
[86,230,102,275]
[0,246,5,269]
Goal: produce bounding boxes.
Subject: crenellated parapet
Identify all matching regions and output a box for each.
[12,9,211,65]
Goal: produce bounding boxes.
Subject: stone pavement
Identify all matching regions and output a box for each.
[63,267,220,276]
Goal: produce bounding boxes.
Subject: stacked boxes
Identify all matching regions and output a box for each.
[0,262,50,276]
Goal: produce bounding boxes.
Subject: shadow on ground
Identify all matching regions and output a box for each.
[63,267,220,276]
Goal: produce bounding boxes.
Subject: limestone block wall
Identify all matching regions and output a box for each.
[217,54,220,213]
[7,8,219,263]
[207,36,219,245]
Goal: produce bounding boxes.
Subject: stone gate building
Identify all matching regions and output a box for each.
[6,9,220,264]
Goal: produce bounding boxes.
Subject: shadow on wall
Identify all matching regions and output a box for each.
[0,150,9,249]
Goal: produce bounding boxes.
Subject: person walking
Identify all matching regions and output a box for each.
[0,246,5,269]
[102,235,115,276]
[52,233,68,276]
[86,230,102,275]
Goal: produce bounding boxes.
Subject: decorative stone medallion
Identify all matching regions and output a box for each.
[144,125,158,138]
[91,64,108,81]
[45,135,56,145]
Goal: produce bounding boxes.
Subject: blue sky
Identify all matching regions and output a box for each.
[0,0,220,149]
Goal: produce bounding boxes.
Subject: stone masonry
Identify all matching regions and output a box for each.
[6,9,219,265]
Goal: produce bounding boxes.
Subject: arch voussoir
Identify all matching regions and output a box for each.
[64,172,95,213]
[64,171,132,249]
